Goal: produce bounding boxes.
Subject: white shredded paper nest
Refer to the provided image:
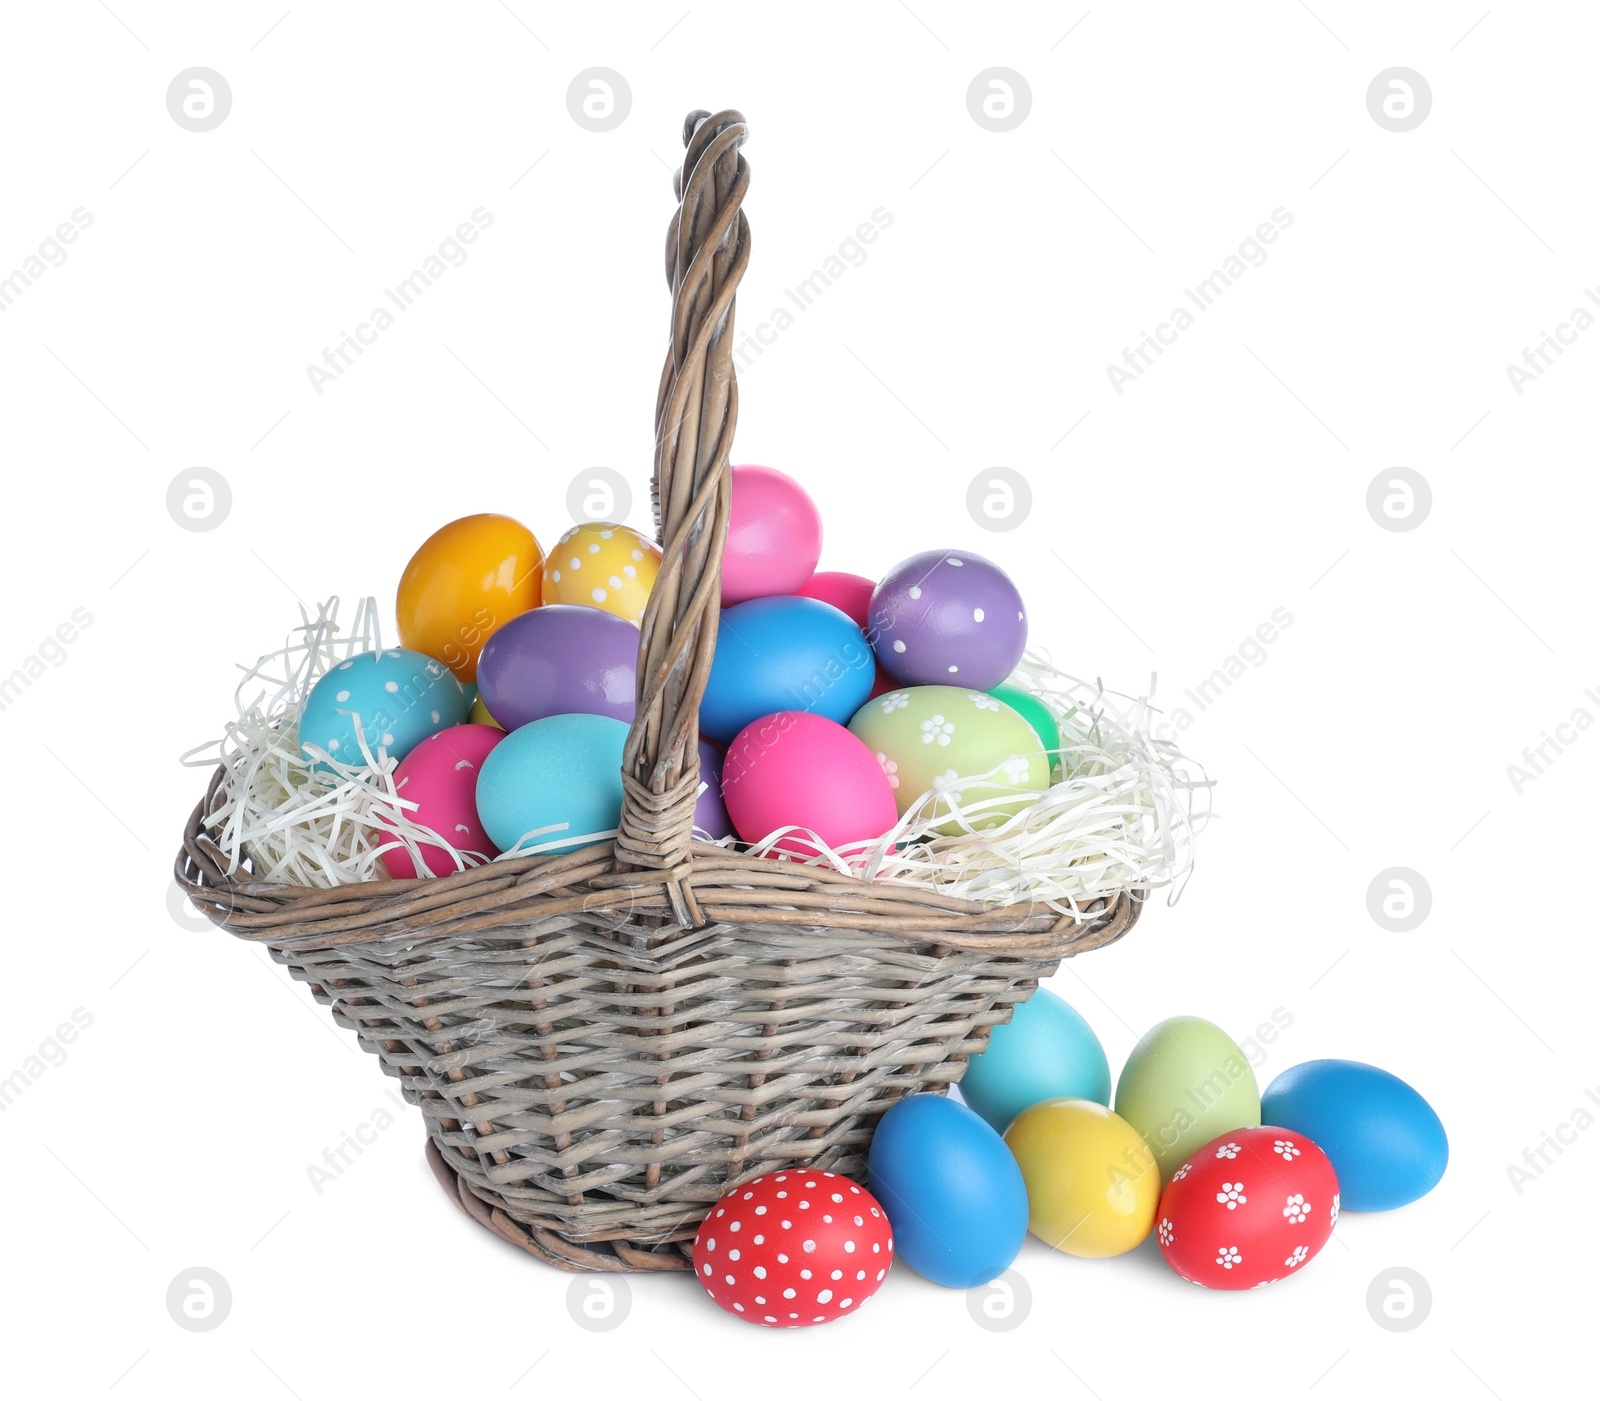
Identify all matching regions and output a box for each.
[184,597,1210,918]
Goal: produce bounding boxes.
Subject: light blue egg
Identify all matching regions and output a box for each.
[700,597,875,743]
[300,648,468,771]
[475,713,629,854]
[867,1093,1028,1288]
[958,988,1111,1133]
[1262,1059,1448,1211]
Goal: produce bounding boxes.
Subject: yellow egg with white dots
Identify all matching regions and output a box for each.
[541,522,662,623]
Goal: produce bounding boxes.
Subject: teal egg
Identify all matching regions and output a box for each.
[957,988,1111,1133]
[299,648,468,771]
[475,713,629,854]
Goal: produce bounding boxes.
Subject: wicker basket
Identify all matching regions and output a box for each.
[175,108,1143,1273]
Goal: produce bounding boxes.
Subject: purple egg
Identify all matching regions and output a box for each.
[694,737,733,839]
[476,604,639,730]
[869,549,1028,690]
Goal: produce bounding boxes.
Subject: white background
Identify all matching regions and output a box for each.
[1,2,1593,1397]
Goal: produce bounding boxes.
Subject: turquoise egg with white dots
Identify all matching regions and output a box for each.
[299,648,469,772]
[848,684,1049,835]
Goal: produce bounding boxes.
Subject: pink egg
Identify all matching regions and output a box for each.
[722,711,898,856]
[796,569,874,627]
[722,465,823,605]
[380,724,506,878]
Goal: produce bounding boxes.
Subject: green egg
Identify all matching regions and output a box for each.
[848,684,1049,834]
[1114,1016,1262,1180]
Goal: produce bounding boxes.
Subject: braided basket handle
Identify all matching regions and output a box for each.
[615,109,750,922]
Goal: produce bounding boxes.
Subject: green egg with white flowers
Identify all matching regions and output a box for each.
[848,684,1049,835]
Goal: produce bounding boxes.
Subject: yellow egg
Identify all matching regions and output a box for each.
[541,522,661,623]
[1004,1099,1160,1258]
[469,694,502,730]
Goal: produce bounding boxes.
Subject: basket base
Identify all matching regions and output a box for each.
[425,1139,693,1274]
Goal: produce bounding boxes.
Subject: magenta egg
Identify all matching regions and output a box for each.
[380,724,506,878]
[721,711,898,857]
[721,465,823,605]
[476,604,639,730]
[869,549,1028,690]
[796,570,874,627]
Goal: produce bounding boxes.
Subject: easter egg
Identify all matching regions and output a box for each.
[542,522,662,623]
[694,1169,893,1327]
[1156,1125,1340,1290]
[722,712,898,855]
[694,738,733,840]
[380,724,506,878]
[476,604,639,731]
[958,988,1111,1134]
[1115,1017,1262,1181]
[867,1094,1027,1288]
[474,713,629,855]
[1004,1099,1160,1257]
[869,549,1027,690]
[1262,1060,1447,1211]
[721,465,823,605]
[796,570,873,626]
[468,693,502,729]
[699,597,874,744]
[847,685,1049,833]
[990,683,1060,767]
[396,513,544,683]
[300,648,469,771]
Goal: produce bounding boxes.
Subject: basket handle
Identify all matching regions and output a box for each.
[615,108,750,920]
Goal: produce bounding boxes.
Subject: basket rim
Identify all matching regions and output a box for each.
[177,763,1141,958]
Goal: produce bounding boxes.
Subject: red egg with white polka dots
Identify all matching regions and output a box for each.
[693,1169,894,1327]
[1156,1125,1340,1291]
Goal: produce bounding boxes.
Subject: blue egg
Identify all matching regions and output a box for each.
[1262,1059,1448,1212]
[958,988,1111,1133]
[867,1093,1028,1288]
[699,596,875,743]
[475,713,629,854]
[300,648,468,771]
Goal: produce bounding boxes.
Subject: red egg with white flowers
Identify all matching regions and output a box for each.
[1156,1125,1339,1290]
[693,1170,894,1327]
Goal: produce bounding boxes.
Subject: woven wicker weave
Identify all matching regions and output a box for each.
[175,108,1143,1273]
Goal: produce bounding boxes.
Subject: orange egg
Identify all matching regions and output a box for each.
[396,514,544,683]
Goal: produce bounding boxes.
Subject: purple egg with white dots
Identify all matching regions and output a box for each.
[299,648,470,772]
[868,549,1028,691]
